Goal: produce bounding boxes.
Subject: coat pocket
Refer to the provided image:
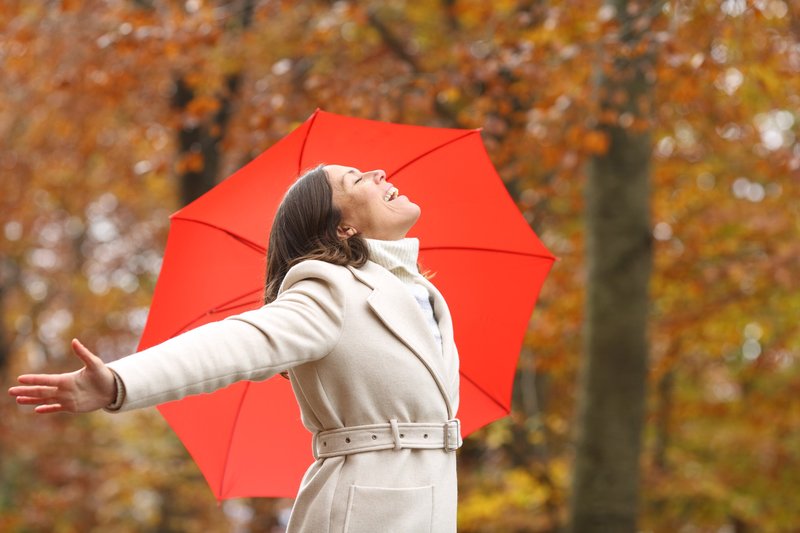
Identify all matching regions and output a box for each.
[343,484,433,533]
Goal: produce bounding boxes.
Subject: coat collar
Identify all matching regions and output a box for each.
[347,261,457,419]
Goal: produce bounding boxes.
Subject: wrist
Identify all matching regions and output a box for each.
[105,369,126,411]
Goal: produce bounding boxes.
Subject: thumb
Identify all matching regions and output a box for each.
[71,338,102,370]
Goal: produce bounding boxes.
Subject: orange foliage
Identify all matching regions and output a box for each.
[1,0,799,531]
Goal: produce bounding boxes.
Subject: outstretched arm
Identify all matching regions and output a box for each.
[104,273,344,411]
[9,260,347,414]
[8,339,116,414]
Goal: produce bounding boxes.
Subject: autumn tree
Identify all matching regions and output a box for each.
[568,0,659,531]
[3,1,800,532]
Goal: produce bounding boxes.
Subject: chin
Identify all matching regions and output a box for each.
[405,213,422,235]
[407,204,422,223]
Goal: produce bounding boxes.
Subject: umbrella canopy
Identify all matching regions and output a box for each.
[140,109,555,500]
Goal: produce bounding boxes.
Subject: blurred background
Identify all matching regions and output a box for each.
[1,0,799,531]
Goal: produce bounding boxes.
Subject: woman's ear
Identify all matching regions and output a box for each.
[337,226,357,239]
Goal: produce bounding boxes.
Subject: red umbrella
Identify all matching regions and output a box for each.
[141,109,555,500]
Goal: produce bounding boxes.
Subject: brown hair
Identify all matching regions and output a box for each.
[263,164,370,304]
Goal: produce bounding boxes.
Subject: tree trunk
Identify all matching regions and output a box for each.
[0,258,20,373]
[172,0,255,206]
[0,282,9,372]
[567,1,658,531]
[172,73,242,207]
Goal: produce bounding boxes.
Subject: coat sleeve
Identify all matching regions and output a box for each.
[105,261,347,412]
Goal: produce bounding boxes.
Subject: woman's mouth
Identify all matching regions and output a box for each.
[383,186,399,202]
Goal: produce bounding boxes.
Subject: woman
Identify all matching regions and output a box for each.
[9,164,461,533]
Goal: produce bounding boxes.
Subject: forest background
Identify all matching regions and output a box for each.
[2,0,799,532]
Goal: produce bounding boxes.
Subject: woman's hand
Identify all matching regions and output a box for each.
[8,339,116,414]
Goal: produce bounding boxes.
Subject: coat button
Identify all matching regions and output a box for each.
[345,437,351,443]
[372,435,377,440]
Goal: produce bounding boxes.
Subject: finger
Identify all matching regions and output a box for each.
[16,374,63,387]
[34,403,64,414]
[16,396,56,405]
[8,385,58,398]
[71,338,101,369]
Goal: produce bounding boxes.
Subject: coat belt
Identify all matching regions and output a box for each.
[312,418,462,459]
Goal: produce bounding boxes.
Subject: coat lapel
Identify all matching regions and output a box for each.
[348,261,455,419]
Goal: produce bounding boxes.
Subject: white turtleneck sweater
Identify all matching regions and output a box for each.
[365,238,443,355]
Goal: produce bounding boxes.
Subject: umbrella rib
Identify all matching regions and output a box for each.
[218,380,252,500]
[212,298,264,315]
[298,109,321,174]
[170,217,267,255]
[169,288,263,337]
[420,245,556,261]
[388,130,479,180]
[460,371,511,415]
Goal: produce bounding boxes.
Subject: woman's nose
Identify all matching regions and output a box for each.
[369,169,386,183]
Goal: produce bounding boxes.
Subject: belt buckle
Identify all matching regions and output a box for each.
[444,418,461,452]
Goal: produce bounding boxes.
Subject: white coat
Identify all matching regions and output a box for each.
[106,258,461,533]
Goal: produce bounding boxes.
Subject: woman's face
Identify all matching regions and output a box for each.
[324,164,421,240]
